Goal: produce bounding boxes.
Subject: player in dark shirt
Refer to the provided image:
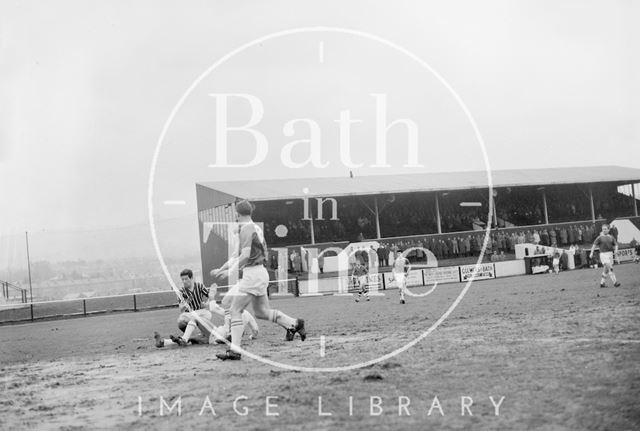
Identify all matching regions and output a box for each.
[589,224,620,288]
[212,200,306,361]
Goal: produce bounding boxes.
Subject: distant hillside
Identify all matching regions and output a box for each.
[0,215,200,265]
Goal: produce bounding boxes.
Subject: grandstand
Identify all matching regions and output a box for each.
[196,166,640,284]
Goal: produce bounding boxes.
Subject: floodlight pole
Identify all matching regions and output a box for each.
[25,231,33,303]
[435,193,442,234]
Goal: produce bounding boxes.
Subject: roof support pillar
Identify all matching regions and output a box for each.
[435,193,442,234]
[589,186,595,223]
[492,191,498,227]
[542,189,549,224]
[309,206,315,245]
[632,183,638,217]
[374,197,382,239]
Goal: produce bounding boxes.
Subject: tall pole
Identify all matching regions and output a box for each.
[435,193,442,234]
[25,231,33,303]
[632,183,638,217]
[542,189,549,224]
[589,186,595,223]
[374,197,381,239]
[309,211,315,245]
[492,193,498,227]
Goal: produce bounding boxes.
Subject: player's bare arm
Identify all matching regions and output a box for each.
[589,237,599,259]
[213,247,251,279]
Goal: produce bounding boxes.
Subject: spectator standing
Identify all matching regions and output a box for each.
[609,223,619,241]
[533,230,540,245]
[568,226,577,244]
[451,237,460,256]
[463,235,471,257]
[377,245,386,267]
[541,229,550,246]
[560,227,568,246]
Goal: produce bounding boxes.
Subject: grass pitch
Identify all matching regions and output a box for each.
[1,264,639,430]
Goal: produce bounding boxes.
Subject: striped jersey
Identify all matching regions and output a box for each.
[352,264,368,277]
[180,282,209,310]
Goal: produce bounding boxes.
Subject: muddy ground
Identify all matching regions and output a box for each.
[1,264,639,430]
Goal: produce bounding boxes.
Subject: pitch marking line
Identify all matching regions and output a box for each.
[534,337,640,344]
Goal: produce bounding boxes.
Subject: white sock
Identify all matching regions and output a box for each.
[242,310,259,335]
[230,317,244,353]
[182,321,197,341]
[224,309,231,332]
[269,309,296,329]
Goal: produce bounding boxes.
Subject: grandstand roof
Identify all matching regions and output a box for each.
[197,166,640,202]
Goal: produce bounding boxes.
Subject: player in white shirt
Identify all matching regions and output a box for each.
[392,255,410,304]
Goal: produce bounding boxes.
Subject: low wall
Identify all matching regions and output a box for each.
[494,260,527,278]
[298,259,528,295]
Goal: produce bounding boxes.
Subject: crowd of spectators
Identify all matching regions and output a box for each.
[377,223,601,263]
[256,185,634,248]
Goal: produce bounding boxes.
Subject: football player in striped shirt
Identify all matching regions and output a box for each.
[352,262,370,302]
[154,269,258,347]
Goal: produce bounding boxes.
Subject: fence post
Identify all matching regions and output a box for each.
[294,277,299,297]
[83,299,86,316]
[382,273,386,290]
[30,303,34,321]
[133,294,137,312]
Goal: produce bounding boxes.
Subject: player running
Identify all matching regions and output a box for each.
[212,200,306,361]
[352,262,370,302]
[391,254,410,304]
[589,224,621,288]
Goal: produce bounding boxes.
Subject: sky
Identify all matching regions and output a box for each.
[1,0,639,263]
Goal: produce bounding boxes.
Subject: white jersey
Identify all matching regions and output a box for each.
[392,257,409,274]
